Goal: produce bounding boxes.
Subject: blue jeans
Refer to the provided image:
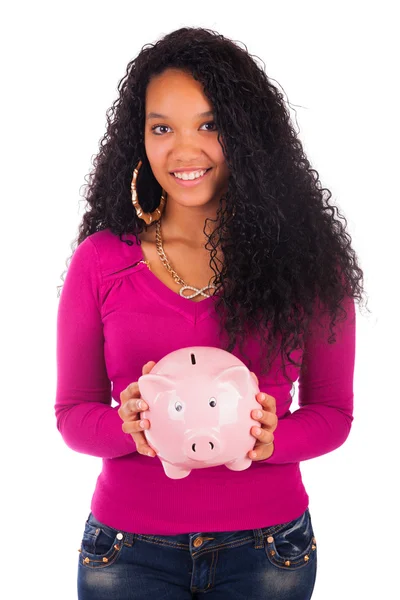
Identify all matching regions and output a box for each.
[77,508,317,599]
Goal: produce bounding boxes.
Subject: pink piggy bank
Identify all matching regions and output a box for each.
[138,346,261,479]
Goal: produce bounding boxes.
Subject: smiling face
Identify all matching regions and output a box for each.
[144,68,230,210]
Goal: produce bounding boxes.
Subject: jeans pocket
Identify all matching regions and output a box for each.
[264,508,317,570]
[79,513,125,569]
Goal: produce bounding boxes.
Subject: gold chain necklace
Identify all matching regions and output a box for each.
[142,218,218,300]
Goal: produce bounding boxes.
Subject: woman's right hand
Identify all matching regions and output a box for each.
[118,361,157,457]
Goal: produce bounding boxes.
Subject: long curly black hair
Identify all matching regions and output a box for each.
[58,26,367,382]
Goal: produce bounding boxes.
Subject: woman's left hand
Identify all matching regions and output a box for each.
[248,372,278,461]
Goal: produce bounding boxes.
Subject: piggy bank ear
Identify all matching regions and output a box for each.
[138,374,176,404]
[214,365,254,392]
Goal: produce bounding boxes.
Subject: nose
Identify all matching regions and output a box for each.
[184,435,221,462]
[171,133,205,158]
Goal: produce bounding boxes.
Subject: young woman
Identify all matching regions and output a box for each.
[56,26,365,600]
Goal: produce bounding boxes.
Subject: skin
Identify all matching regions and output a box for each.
[143,67,230,246]
[118,68,278,461]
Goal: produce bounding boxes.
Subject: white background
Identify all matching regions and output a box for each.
[1,1,398,598]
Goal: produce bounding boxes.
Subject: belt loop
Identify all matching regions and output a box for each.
[124,532,134,546]
[252,528,264,549]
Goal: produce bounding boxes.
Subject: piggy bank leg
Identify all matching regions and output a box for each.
[161,460,191,479]
[225,457,252,471]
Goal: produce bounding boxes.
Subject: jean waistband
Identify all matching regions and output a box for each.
[87,509,309,553]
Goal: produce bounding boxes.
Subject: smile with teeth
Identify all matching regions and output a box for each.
[172,169,210,180]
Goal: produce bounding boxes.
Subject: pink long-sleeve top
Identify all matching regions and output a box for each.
[55,228,356,535]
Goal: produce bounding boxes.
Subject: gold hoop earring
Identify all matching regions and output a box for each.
[131,159,167,225]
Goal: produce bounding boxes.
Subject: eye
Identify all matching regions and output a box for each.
[200,121,217,131]
[209,397,217,407]
[175,401,183,412]
[151,125,171,135]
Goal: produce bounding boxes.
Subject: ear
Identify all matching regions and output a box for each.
[214,365,253,393]
[250,371,259,385]
[138,374,176,405]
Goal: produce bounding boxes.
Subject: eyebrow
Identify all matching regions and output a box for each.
[146,110,214,120]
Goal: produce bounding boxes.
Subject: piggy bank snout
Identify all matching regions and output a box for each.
[184,434,222,462]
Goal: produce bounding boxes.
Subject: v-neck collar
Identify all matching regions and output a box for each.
[125,232,220,324]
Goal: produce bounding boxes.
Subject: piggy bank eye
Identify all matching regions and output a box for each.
[209,397,217,407]
[175,401,183,412]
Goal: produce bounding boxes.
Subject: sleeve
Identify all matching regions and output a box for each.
[259,293,356,464]
[55,236,137,459]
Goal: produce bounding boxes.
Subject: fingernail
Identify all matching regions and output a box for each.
[137,400,143,410]
[260,393,266,400]
[254,410,262,418]
[140,420,146,428]
[254,427,261,435]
